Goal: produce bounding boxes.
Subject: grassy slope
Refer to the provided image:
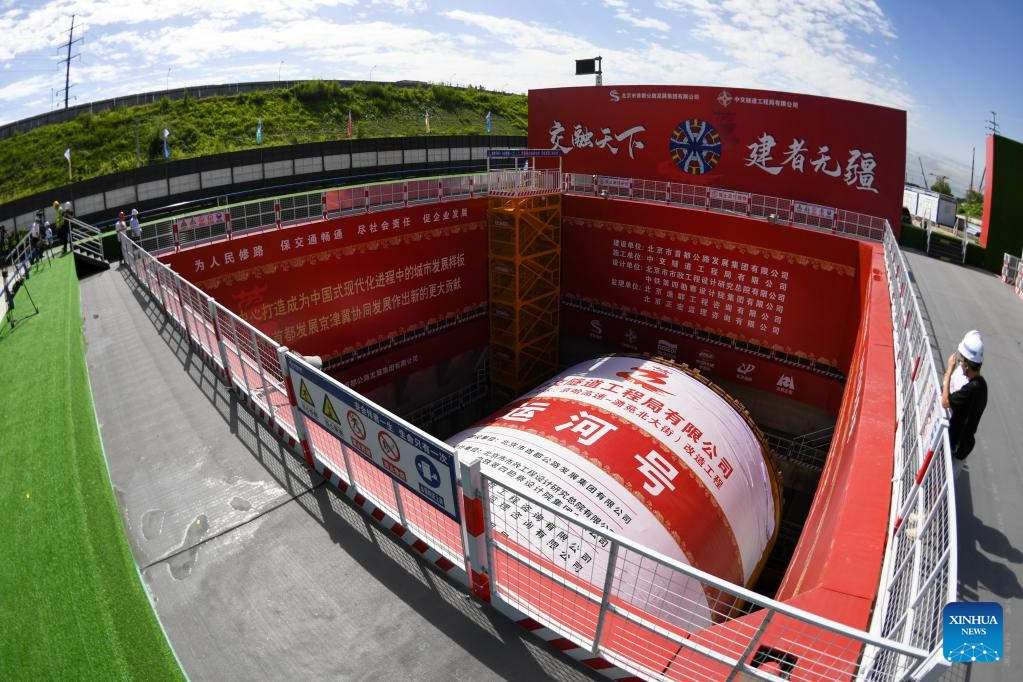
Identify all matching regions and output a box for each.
[0,81,528,204]
[0,255,182,680]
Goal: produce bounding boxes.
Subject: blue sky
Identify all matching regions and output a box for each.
[0,0,1018,197]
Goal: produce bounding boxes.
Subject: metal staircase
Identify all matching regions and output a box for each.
[66,215,111,271]
[925,226,965,264]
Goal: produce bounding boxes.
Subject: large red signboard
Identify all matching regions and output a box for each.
[529,85,906,231]
[160,200,488,360]
[562,195,863,373]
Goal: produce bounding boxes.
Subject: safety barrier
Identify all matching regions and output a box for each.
[566,173,889,241]
[2,228,54,324]
[134,171,892,257]
[1001,253,1023,299]
[119,232,470,575]
[114,177,955,680]
[138,174,490,254]
[874,227,957,678]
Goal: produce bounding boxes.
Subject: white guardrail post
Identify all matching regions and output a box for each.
[206,296,235,387]
[459,455,492,604]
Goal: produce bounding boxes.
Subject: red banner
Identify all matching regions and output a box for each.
[529,85,906,231]
[160,200,488,360]
[561,307,845,415]
[562,196,863,372]
[331,318,488,394]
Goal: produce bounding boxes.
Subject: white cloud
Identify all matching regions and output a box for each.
[651,0,908,109]
[602,0,671,31]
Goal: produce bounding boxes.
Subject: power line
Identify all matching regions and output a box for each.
[56,15,84,110]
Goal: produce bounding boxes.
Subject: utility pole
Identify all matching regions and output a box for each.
[57,15,83,109]
[986,111,1000,136]
[969,147,975,195]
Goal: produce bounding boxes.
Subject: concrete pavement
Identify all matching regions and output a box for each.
[903,250,1023,681]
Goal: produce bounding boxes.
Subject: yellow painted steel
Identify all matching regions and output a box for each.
[487,193,562,398]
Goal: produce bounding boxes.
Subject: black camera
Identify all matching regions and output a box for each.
[2,267,21,303]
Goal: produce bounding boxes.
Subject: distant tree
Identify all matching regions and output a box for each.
[960,189,984,220]
[930,176,952,195]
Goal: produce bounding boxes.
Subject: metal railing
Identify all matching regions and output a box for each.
[132,171,892,257]
[65,215,108,264]
[138,174,491,254]
[460,457,931,681]
[871,226,957,679]
[2,229,33,271]
[119,230,471,572]
[564,173,889,241]
[764,425,834,470]
[111,175,956,680]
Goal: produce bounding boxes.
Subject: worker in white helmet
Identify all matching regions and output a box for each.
[941,330,988,479]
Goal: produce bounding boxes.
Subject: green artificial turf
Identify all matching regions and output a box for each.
[0,254,183,680]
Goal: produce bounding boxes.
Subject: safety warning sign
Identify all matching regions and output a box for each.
[285,353,461,522]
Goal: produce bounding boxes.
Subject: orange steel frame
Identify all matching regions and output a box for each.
[487,193,562,399]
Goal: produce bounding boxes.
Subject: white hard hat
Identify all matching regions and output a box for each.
[131,208,139,215]
[957,330,984,364]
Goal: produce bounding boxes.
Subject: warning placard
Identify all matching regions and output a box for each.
[292,366,348,442]
[285,353,461,522]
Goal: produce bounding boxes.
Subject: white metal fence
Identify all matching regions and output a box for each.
[113,173,955,681]
[138,174,491,255]
[875,228,958,679]
[564,173,889,241]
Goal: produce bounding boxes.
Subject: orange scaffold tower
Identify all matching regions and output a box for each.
[485,150,564,401]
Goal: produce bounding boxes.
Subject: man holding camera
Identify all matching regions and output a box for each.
[941,330,988,479]
[29,212,43,264]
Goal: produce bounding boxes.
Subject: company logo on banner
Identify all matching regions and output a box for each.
[943,602,1003,663]
[670,119,722,175]
[286,353,460,522]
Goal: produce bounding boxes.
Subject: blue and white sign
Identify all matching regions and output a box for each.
[286,353,461,522]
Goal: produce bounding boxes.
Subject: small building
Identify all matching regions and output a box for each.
[903,184,957,227]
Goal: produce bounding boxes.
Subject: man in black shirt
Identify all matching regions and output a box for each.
[941,330,988,479]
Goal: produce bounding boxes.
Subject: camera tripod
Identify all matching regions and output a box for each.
[1,263,39,335]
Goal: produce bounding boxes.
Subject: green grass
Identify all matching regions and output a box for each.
[0,81,528,204]
[0,255,183,681]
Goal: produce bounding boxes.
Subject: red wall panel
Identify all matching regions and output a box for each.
[774,244,895,608]
[529,86,906,232]
[562,195,863,373]
[561,307,845,414]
